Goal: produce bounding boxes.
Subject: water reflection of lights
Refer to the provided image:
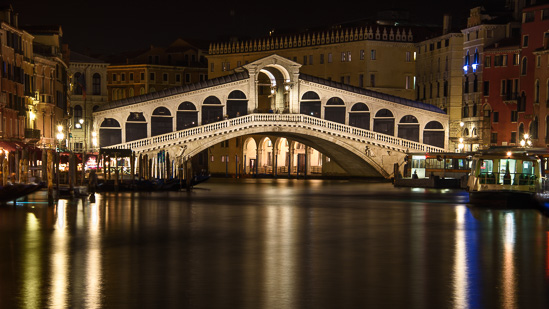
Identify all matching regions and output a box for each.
[86,199,102,308]
[22,213,41,308]
[49,199,68,308]
[502,212,517,309]
[264,205,296,307]
[453,206,468,309]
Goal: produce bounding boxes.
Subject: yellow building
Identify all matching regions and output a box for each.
[208,24,418,100]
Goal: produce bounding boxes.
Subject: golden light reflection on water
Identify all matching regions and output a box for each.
[263,205,296,307]
[22,212,41,308]
[85,198,102,309]
[453,206,468,309]
[49,200,69,309]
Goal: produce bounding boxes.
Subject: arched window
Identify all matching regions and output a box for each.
[521,57,527,75]
[73,105,83,128]
[177,102,198,130]
[348,103,370,130]
[73,72,85,95]
[92,73,101,95]
[373,109,395,136]
[324,97,345,124]
[535,79,540,103]
[151,107,173,136]
[227,90,248,118]
[423,121,445,148]
[530,117,539,139]
[397,115,419,142]
[202,96,223,124]
[300,91,321,118]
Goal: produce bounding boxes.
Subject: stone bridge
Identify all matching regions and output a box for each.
[94,54,448,178]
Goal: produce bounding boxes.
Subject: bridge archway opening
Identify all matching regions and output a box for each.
[227,90,248,118]
[151,107,173,137]
[177,102,198,130]
[373,109,395,136]
[349,102,370,130]
[300,91,321,118]
[99,118,121,147]
[398,115,419,142]
[126,112,147,142]
[423,121,445,148]
[202,96,223,124]
[257,66,289,113]
[325,97,345,124]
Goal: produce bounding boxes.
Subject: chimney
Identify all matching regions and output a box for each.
[443,14,452,35]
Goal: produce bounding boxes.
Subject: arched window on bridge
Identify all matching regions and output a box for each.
[349,103,370,130]
[373,109,395,136]
[151,107,173,137]
[300,91,321,118]
[227,90,248,118]
[398,115,419,142]
[324,97,345,124]
[423,121,445,148]
[177,102,198,130]
[126,112,147,142]
[99,118,121,147]
[202,96,223,125]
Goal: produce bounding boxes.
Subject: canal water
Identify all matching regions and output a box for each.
[1,178,549,308]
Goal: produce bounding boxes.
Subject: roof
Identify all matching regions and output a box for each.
[70,51,107,64]
[96,71,250,112]
[299,73,446,114]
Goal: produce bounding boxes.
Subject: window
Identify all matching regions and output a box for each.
[523,11,535,23]
[513,53,520,65]
[537,55,541,67]
[493,111,499,123]
[140,72,145,80]
[485,56,491,68]
[92,73,101,95]
[328,53,333,63]
[320,54,325,64]
[405,76,411,89]
[523,35,529,48]
[121,73,125,81]
[309,55,313,65]
[491,133,498,144]
[405,51,411,62]
[359,74,364,87]
[210,63,214,72]
[163,73,168,82]
[370,74,375,87]
[176,74,181,83]
[510,132,517,144]
[511,111,518,122]
[483,81,490,96]
[370,50,376,60]
[521,57,528,75]
[341,52,346,62]
[360,50,365,60]
[303,55,308,65]
[347,51,351,62]
[129,73,134,81]
[150,72,155,81]
[501,80,507,95]
[186,74,191,83]
[112,73,117,82]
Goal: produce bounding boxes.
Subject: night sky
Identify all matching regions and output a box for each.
[11,0,484,56]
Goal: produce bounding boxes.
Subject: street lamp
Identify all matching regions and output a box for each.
[520,133,532,148]
[56,125,64,151]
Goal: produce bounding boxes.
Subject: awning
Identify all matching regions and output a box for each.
[0,141,26,152]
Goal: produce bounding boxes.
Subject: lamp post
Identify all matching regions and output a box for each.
[520,133,532,148]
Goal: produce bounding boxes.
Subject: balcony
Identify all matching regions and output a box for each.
[24,128,41,141]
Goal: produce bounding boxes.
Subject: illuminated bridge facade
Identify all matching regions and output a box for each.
[93,55,448,178]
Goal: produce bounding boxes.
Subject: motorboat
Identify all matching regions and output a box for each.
[467,147,545,207]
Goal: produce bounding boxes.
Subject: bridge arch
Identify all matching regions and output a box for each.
[397,115,419,142]
[126,112,147,142]
[202,96,223,124]
[423,121,445,148]
[99,118,122,147]
[324,97,345,124]
[349,102,370,130]
[373,108,395,136]
[227,90,248,118]
[151,106,173,137]
[177,101,198,130]
[300,91,321,118]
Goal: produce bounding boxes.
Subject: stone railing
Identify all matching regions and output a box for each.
[107,114,446,154]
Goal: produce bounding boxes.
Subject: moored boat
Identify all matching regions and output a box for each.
[467,147,545,208]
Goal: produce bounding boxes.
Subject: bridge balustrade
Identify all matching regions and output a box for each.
[107,114,445,154]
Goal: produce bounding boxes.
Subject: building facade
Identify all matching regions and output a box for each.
[107,39,208,102]
[207,24,419,101]
[69,51,109,153]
